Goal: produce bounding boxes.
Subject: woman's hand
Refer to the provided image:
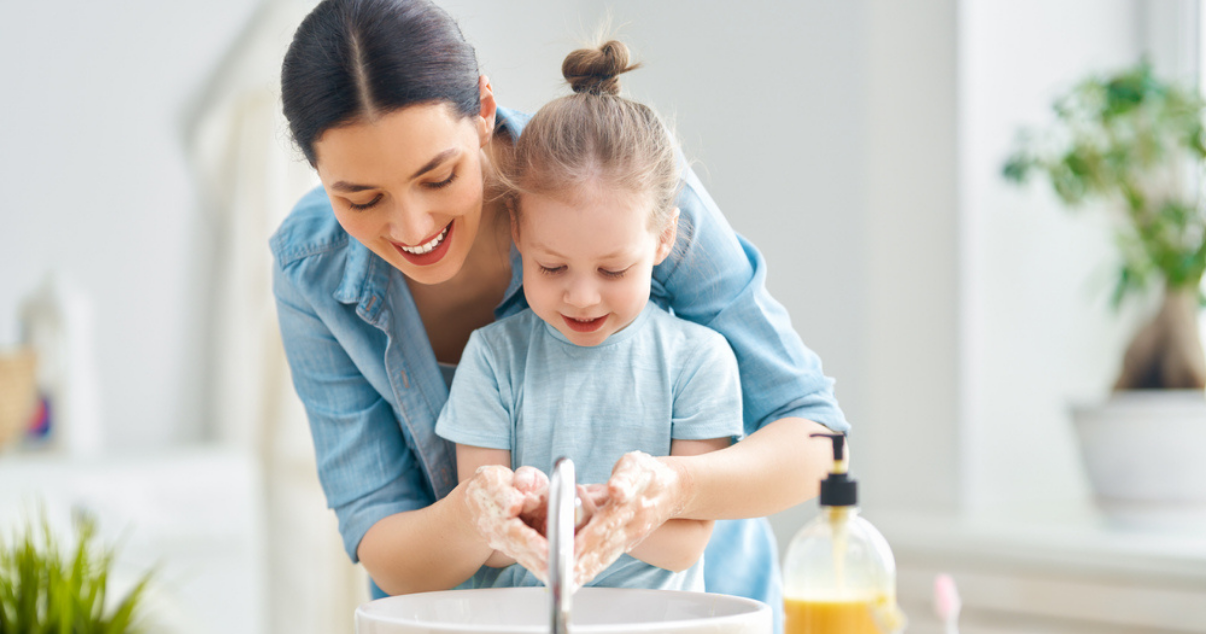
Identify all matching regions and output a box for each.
[463,465,551,580]
[572,451,687,586]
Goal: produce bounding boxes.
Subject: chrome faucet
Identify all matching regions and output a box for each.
[548,457,580,634]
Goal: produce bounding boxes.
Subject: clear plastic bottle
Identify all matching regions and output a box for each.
[782,433,905,634]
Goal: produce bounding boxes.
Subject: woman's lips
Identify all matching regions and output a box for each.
[562,315,607,333]
[393,222,453,266]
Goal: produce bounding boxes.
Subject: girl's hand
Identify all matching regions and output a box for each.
[463,465,551,581]
[572,451,686,586]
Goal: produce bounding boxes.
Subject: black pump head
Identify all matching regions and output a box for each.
[810,432,846,462]
[810,432,857,507]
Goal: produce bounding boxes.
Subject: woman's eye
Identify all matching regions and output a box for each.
[424,171,457,190]
[347,195,382,211]
[539,265,565,275]
[600,268,628,279]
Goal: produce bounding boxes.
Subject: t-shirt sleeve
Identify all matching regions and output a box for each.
[434,330,514,451]
[671,331,746,442]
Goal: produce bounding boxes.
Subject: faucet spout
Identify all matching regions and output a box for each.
[548,457,578,634]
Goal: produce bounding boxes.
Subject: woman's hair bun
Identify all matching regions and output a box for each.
[561,40,640,96]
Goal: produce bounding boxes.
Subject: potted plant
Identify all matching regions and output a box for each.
[0,510,155,632]
[1003,59,1206,526]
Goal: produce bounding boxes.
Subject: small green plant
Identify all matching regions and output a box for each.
[1003,59,1206,390]
[0,510,154,633]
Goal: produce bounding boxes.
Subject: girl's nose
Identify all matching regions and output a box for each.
[564,275,600,308]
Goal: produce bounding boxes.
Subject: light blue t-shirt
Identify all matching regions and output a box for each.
[436,302,744,591]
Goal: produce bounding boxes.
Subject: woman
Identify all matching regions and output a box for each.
[271,0,848,623]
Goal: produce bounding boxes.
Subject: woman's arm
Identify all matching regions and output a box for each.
[272,231,516,595]
[625,437,726,572]
[357,483,494,594]
[666,417,835,520]
[456,445,520,568]
[652,164,851,515]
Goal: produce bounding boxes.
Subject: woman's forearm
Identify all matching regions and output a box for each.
[357,481,492,595]
[667,417,836,521]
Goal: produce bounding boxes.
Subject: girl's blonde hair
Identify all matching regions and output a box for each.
[505,40,682,233]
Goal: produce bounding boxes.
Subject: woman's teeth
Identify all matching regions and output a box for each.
[399,226,449,254]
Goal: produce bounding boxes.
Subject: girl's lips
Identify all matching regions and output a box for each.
[393,222,453,266]
[562,314,607,333]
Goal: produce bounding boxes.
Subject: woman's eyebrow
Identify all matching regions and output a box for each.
[410,148,458,179]
[329,148,460,192]
[330,181,376,193]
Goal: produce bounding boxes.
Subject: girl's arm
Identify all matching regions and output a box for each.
[625,437,728,572]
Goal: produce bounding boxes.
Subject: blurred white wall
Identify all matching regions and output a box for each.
[0,0,261,448]
[960,0,1145,515]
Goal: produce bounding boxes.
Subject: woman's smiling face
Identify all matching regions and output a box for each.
[313,102,493,285]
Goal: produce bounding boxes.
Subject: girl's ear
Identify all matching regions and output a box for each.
[654,208,680,265]
[476,75,497,147]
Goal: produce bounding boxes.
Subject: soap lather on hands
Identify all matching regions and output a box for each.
[463,464,551,580]
[465,451,683,587]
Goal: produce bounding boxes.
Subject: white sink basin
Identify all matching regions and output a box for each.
[355,587,771,633]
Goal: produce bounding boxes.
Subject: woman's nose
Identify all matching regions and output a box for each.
[387,197,439,245]
[564,275,600,308]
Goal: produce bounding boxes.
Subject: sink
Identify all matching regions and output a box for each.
[355,587,771,633]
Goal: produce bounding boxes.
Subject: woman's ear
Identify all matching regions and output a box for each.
[654,208,680,265]
[476,75,497,147]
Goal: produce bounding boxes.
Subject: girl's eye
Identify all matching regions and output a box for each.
[424,171,457,190]
[539,265,565,275]
[347,194,382,211]
[600,268,628,279]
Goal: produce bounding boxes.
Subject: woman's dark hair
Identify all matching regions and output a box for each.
[281,0,480,166]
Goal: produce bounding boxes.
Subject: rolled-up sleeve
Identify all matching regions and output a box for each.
[655,166,849,436]
[272,254,433,562]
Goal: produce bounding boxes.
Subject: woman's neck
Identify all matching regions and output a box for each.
[405,132,515,363]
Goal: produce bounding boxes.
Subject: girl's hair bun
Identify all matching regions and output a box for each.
[561,40,640,96]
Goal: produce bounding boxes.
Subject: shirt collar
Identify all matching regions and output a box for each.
[335,239,389,323]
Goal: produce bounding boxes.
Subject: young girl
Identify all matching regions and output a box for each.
[435,40,744,591]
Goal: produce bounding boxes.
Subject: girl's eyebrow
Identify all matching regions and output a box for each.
[329,149,459,192]
[532,242,630,260]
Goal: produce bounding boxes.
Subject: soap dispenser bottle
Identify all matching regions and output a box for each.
[782,433,905,634]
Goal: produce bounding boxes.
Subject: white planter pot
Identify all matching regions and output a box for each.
[1072,390,1206,529]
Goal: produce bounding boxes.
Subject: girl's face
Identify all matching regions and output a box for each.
[514,184,676,347]
[313,98,494,286]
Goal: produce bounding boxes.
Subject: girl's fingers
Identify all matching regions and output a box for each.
[571,452,685,586]
[502,517,550,582]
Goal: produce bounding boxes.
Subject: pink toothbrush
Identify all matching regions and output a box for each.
[933,573,961,634]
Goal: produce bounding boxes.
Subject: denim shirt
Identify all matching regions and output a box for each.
[269,106,849,585]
